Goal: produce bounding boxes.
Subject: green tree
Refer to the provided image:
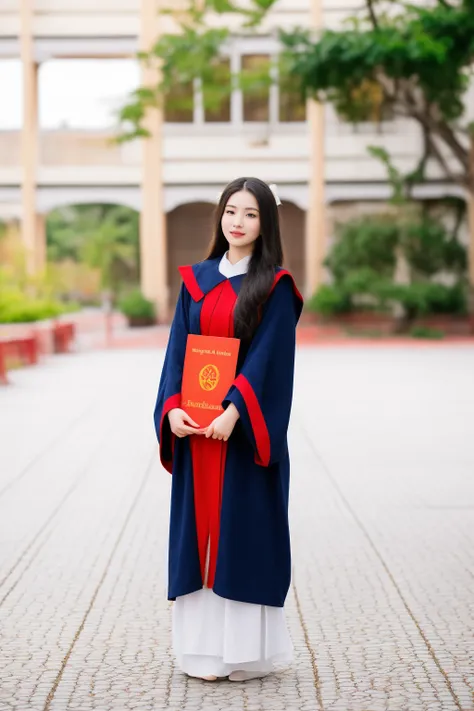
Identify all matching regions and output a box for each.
[116,0,279,142]
[47,204,138,264]
[367,146,467,280]
[46,204,139,296]
[80,222,131,291]
[116,0,474,302]
[279,0,474,292]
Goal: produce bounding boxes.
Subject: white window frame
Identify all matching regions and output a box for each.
[164,35,307,134]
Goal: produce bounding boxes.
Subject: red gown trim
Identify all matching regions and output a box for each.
[160,393,181,474]
[271,269,304,304]
[190,279,238,589]
[200,280,227,337]
[219,272,299,469]
[178,265,204,302]
[233,373,271,467]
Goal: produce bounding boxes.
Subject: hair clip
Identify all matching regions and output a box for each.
[269,183,282,206]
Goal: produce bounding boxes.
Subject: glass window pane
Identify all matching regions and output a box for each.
[204,59,231,123]
[279,78,306,123]
[242,54,270,123]
[164,82,194,123]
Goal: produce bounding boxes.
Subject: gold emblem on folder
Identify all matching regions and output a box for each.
[199,364,220,391]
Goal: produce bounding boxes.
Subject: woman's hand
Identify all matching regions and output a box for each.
[168,408,205,438]
[205,403,240,441]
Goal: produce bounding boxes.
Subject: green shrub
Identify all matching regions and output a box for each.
[0,289,73,323]
[410,326,445,340]
[427,282,466,315]
[394,282,467,318]
[310,271,399,314]
[119,290,156,322]
[306,284,352,316]
[313,211,468,326]
[401,218,467,277]
[325,216,399,281]
[342,267,380,295]
[341,269,396,311]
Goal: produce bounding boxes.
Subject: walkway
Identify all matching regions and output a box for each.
[0,344,473,711]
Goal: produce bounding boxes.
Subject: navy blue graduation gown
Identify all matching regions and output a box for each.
[153,256,303,608]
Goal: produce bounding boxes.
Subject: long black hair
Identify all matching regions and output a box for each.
[206,177,284,341]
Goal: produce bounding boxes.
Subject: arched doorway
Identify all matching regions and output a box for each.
[167,202,215,306]
[279,201,305,293]
[45,202,139,302]
[166,199,305,307]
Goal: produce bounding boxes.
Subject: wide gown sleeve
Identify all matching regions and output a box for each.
[153,283,190,473]
[222,275,303,467]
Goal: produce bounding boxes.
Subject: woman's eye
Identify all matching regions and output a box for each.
[247,213,257,218]
[226,210,234,215]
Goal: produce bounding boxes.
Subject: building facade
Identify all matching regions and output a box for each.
[0,0,465,318]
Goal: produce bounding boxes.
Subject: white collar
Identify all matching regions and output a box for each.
[218,251,251,278]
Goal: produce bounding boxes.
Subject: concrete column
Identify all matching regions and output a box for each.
[304,0,326,298]
[20,1,43,275]
[139,0,169,322]
[36,213,47,271]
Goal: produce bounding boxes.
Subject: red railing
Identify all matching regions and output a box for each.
[52,322,76,354]
[0,336,38,385]
[0,321,75,385]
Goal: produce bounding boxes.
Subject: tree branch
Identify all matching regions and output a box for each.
[432,118,469,172]
[424,130,466,187]
[406,125,431,199]
[396,85,462,184]
[396,79,470,176]
[366,0,379,29]
[409,106,469,173]
[374,71,397,105]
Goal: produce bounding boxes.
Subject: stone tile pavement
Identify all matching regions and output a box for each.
[0,345,473,711]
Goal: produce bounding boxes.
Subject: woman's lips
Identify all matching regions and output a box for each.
[230,231,245,237]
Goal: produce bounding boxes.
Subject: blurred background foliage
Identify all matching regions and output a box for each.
[308,208,468,320]
[0,204,140,323]
[0,222,79,323]
[279,0,474,251]
[116,0,474,329]
[47,203,140,295]
[2,0,474,327]
[308,144,468,324]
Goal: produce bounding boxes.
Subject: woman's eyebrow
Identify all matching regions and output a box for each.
[226,204,260,211]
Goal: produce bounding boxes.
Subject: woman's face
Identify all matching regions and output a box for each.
[221,190,261,252]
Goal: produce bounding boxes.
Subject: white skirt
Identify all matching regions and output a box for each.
[172,587,294,678]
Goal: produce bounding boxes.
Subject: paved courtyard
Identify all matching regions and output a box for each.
[0,344,473,711]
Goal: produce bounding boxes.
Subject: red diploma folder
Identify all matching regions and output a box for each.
[181,334,241,428]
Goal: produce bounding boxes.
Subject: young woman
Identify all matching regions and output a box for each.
[154,177,303,682]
